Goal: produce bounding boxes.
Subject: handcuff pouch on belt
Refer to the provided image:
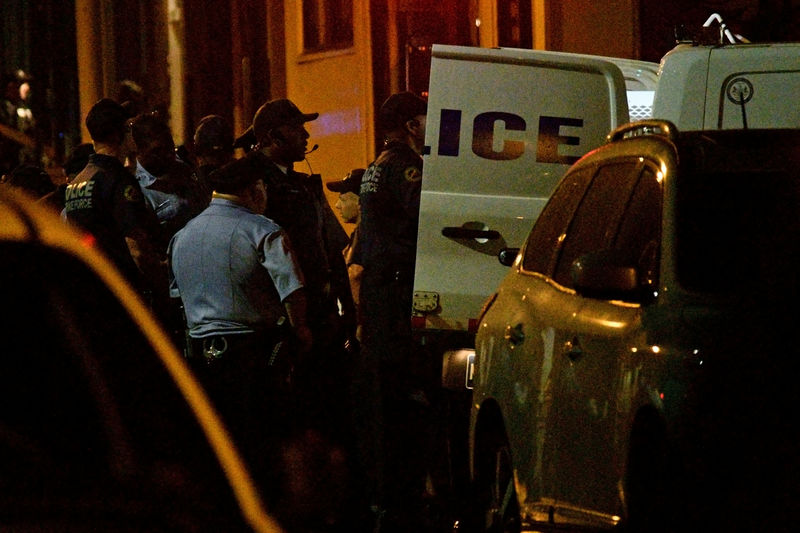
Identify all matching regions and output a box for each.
[203,336,228,361]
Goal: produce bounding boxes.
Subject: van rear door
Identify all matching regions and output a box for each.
[708,44,800,129]
[414,45,657,332]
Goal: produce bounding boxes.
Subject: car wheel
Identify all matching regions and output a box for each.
[470,431,521,533]
[623,406,672,533]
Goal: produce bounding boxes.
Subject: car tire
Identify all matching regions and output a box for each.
[623,405,673,533]
[467,429,521,533]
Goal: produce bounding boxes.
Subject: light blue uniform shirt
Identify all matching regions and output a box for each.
[136,160,192,224]
[168,197,304,338]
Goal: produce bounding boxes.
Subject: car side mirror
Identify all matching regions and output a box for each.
[498,247,520,267]
[571,250,642,301]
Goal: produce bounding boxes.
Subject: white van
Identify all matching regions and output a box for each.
[413,45,658,353]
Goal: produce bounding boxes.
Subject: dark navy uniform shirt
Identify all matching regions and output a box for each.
[358,140,422,274]
[245,151,352,322]
[64,153,156,286]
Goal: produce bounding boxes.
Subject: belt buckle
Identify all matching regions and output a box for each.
[203,336,228,362]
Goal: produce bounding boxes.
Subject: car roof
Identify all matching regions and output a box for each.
[0,188,285,533]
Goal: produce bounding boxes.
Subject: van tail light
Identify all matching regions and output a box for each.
[411,315,427,330]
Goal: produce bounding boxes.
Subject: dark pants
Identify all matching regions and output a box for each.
[189,330,293,507]
[354,269,432,528]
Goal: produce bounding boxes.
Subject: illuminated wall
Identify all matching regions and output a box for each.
[282,0,375,225]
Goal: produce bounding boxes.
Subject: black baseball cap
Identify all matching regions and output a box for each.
[253,98,318,141]
[378,91,427,132]
[233,125,257,152]
[194,115,233,156]
[326,168,365,195]
[85,98,129,142]
[207,156,263,194]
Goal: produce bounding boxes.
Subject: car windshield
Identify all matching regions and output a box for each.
[675,132,800,298]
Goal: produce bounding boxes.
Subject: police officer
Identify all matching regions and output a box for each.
[130,112,207,248]
[64,98,164,298]
[168,155,311,506]
[245,98,356,433]
[355,91,430,531]
[192,114,234,195]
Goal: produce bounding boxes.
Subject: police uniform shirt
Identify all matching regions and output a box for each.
[245,151,350,311]
[168,197,304,338]
[358,140,422,272]
[135,160,193,225]
[64,153,156,285]
[135,159,207,246]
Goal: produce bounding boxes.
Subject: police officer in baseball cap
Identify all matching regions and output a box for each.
[169,155,311,504]
[244,98,356,449]
[353,91,431,531]
[193,114,234,192]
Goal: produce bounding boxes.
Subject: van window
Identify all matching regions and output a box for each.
[522,167,594,276]
[553,162,640,287]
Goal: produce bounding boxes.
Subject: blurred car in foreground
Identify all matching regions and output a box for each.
[0,188,283,532]
[468,122,800,532]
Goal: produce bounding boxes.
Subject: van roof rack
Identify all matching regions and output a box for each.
[674,13,751,46]
[607,120,678,143]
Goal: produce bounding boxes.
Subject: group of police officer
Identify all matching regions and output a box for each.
[62,89,431,532]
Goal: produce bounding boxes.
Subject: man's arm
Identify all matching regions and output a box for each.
[283,288,312,355]
[125,227,168,299]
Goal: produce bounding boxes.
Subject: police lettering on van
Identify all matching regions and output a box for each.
[414,44,653,358]
[431,108,584,164]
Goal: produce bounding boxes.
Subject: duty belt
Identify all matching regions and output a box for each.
[190,327,289,367]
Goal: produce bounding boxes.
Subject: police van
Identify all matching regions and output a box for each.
[415,32,800,390]
[414,46,658,346]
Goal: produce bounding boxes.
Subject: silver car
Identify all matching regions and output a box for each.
[467,122,800,532]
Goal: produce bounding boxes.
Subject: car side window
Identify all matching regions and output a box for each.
[553,161,641,287]
[612,165,663,294]
[523,167,594,276]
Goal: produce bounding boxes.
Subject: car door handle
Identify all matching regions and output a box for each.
[504,323,525,345]
[442,227,501,240]
[564,337,583,362]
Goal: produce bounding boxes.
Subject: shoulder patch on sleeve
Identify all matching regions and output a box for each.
[123,184,142,202]
[404,166,422,182]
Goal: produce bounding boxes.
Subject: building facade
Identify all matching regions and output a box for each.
[4,1,797,213]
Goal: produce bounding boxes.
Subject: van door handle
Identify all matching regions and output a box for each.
[504,323,525,345]
[442,227,501,240]
[564,337,583,362]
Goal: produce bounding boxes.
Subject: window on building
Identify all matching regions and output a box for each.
[498,0,532,48]
[302,0,354,52]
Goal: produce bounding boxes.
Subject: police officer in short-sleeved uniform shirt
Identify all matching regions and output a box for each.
[355,91,430,531]
[168,155,310,506]
[64,98,161,292]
